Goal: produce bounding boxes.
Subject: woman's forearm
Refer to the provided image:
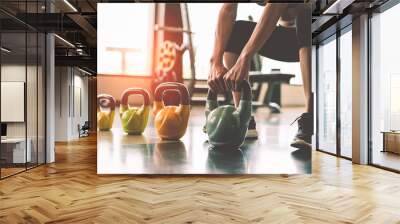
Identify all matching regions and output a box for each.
[240,3,288,60]
[211,3,237,65]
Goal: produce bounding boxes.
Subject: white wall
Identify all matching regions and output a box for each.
[1,63,46,164]
[55,67,89,141]
[71,73,89,138]
[55,66,69,141]
[1,65,26,138]
[1,65,38,138]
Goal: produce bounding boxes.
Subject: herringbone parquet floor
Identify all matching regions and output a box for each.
[1,135,400,223]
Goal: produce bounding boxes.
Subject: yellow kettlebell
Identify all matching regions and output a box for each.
[119,88,151,135]
[97,94,116,131]
[153,82,190,140]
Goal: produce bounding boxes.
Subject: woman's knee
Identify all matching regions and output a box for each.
[223,52,239,68]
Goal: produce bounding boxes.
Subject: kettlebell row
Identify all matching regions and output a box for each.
[97,81,252,147]
[97,82,190,140]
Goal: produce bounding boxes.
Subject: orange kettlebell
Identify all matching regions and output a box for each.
[153,82,190,140]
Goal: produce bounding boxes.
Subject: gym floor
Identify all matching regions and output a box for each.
[97,106,311,174]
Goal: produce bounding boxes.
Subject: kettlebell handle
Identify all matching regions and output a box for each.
[97,94,116,110]
[120,88,151,107]
[154,82,190,105]
[207,81,252,102]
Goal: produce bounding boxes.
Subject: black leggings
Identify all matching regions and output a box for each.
[225,9,311,62]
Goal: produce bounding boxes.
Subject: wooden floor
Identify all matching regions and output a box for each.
[1,135,400,223]
[372,150,400,171]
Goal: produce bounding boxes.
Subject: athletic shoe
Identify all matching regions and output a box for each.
[290,113,313,150]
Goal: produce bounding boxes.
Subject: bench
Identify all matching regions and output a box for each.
[249,71,295,113]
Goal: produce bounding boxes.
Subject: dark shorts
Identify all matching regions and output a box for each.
[225,9,311,62]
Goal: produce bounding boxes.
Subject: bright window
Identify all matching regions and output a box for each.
[370,3,400,170]
[97,3,153,76]
[317,36,337,154]
[183,3,223,80]
[339,28,352,158]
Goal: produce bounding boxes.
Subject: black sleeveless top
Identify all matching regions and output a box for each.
[257,0,308,5]
[256,1,308,25]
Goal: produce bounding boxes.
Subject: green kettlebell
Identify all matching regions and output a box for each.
[205,81,252,148]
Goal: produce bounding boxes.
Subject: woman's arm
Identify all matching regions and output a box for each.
[208,3,237,92]
[241,3,288,59]
[224,3,288,91]
[211,3,237,65]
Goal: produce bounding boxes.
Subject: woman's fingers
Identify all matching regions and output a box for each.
[213,78,221,92]
[223,73,231,91]
[230,73,236,91]
[216,74,226,92]
[208,77,217,92]
[207,80,214,92]
[208,66,228,93]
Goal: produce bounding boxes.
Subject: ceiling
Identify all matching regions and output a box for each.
[0,0,392,73]
[0,0,99,73]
